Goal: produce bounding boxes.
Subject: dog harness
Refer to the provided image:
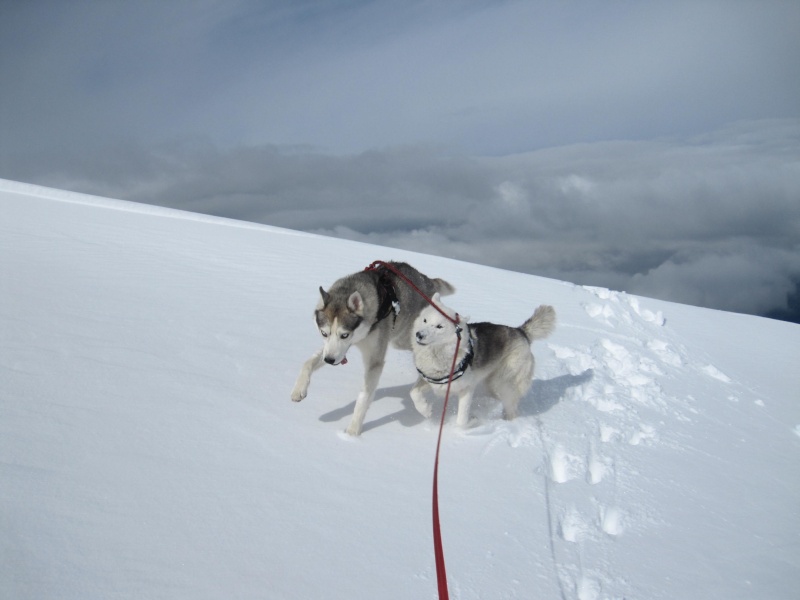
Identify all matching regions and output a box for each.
[374,268,400,328]
[417,328,475,385]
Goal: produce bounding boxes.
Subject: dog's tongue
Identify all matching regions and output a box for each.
[341,357,348,365]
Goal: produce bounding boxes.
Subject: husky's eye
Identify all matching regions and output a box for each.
[321,331,329,338]
[436,324,443,329]
[340,333,350,339]
[423,318,427,323]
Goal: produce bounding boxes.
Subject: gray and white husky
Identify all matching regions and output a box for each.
[410,293,556,427]
[291,262,455,436]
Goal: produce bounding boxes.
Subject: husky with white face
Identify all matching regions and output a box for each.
[291,262,455,436]
[410,293,556,427]
[314,288,373,366]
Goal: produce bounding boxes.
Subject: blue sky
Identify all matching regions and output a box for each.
[2,0,799,319]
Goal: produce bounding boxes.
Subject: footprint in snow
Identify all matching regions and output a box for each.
[559,505,588,543]
[599,423,620,443]
[647,338,683,367]
[600,505,625,536]
[626,296,665,326]
[577,575,602,600]
[583,287,665,328]
[702,364,732,383]
[628,424,658,446]
[549,445,584,483]
[584,302,615,324]
[587,454,613,485]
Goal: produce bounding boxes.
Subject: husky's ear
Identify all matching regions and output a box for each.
[318,286,331,308]
[347,291,364,315]
[431,292,459,322]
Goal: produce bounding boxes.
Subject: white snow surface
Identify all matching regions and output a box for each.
[1,178,799,599]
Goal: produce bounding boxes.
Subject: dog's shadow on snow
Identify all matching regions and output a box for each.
[318,369,594,432]
[467,369,594,421]
[521,369,594,417]
[318,384,426,433]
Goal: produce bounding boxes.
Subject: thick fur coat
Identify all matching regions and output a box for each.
[291,262,454,436]
[410,293,556,427]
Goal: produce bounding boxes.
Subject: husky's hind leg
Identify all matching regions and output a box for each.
[455,387,476,427]
[487,378,523,420]
[498,389,522,420]
[488,354,533,421]
[291,349,325,402]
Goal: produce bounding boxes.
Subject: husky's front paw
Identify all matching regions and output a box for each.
[413,399,433,419]
[411,389,433,418]
[345,423,362,437]
[291,382,308,402]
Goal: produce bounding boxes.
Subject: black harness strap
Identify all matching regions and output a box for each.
[417,329,475,385]
[374,268,400,328]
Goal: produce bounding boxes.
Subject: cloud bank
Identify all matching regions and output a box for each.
[8,119,799,321]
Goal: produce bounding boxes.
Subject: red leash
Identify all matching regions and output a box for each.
[365,261,459,599]
[431,331,461,600]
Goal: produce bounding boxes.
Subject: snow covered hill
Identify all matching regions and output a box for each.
[1,178,799,600]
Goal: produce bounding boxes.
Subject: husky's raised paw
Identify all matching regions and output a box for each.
[291,376,309,402]
[414,401,433,419]
[410,378,434,418]
[291,355,318,402]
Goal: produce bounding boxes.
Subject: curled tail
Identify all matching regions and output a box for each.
[520,305,556,341]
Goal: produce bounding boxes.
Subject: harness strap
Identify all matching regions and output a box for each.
[365,261,458,327]
[417,331,474,384]
[374,268,399,327]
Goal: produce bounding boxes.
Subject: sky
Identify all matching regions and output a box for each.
[1,0,799,321]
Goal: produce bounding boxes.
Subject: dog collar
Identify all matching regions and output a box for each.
[417,329,475,385]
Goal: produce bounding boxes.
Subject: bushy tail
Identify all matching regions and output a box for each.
[432,278,456,296]
[520,305,556,341]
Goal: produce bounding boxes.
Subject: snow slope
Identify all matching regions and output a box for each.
[1,178,799,600]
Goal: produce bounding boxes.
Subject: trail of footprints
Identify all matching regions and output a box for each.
[536,287,735,599]
[459,287,738,598]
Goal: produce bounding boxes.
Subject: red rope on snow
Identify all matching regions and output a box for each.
[430,332,460,600]
[364,260,459,600]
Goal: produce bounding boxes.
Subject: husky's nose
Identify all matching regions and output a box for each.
[324,356,337,365]
[415,331,425,342]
